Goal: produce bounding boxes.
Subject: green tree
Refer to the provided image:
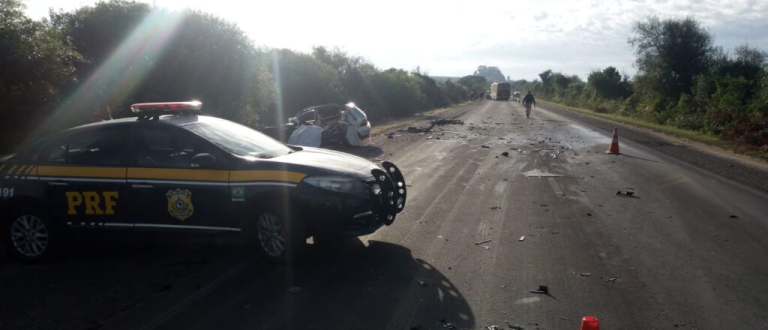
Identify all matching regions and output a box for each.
[50,2,272,128]
[458,75,488,94]
[629,16,715,98]
[474,65,506,83]
[587,66,632,100]
[360,69,427,119]
[0,0,82,152]
[268,49,344,125]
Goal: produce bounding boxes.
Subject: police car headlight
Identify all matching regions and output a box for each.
[302,176,367,194]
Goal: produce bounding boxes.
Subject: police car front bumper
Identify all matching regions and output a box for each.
[297,162,406,238]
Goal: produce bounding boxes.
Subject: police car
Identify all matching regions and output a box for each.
[0,101,406,262]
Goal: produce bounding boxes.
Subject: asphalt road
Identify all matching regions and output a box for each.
[2,100,768,330]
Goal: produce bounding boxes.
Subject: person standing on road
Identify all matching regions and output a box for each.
[522,90,536,118]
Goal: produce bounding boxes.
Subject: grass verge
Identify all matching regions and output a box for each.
[540,100,768,161]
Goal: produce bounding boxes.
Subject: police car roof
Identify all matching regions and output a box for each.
[65,114,217,132]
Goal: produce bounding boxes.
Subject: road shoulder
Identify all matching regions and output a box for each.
[537,101,768,192]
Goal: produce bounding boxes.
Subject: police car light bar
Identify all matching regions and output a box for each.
[130,101,203,114]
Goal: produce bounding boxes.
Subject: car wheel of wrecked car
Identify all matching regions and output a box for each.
[243,205,305,263]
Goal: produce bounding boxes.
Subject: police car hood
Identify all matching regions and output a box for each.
[278,147,377,179]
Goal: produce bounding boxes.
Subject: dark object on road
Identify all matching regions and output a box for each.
[529,285,549,294]
[481,145,491,149]
[287,287,302,294]
[475,239,492,245]
[408,125,434,133]
[431,118,464,126]
[490,206,501,210]
[729,215,739,219]
[417,280,427,287]
[616,191,636,197]
[502,151,510,157]
[442,322,458,329]
[0,101,408,263]
[388,133,394,139]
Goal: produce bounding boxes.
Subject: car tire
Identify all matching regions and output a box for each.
[4,206,61,262]
[243,204,305,263]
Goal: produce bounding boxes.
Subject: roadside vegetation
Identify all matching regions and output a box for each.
[3,1,765,156]
[509,17,768,154]
[0,0,486,153]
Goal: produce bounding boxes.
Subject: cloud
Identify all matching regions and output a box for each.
[534,12,549,21]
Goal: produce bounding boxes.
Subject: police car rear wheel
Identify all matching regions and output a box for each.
[5,207,59,262]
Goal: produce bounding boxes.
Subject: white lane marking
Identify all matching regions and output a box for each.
[548,177,564,197]
[137,259,254,330]
[515,296,541,304]
[493,181,507,196]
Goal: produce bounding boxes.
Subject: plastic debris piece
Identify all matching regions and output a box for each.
[475,239,493,245]
[482,145,491,149]
[502,152,510,157]
[529,285,549,294]
[519,236,525,241]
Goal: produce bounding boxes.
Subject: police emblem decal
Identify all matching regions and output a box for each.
[166,189,194,221]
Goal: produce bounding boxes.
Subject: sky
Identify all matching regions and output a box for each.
[23,0,768,81]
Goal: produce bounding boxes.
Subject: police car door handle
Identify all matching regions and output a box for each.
[131,184,154,189]
[47,181,68,186]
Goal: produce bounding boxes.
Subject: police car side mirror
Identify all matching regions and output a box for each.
[190,153,216,168]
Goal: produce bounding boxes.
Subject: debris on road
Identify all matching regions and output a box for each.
[529,285,549,294]
[287,287,302,294]
[442,322,458,329]
[475,239,493,245]
[417,280,427,287]
[519,236,525,241]
[579,272,592,276]
[490,206,502,210]
[485,325,502,330]
[431,118,464,126]
[729,215,739,219]
[407,125,434,133]
[482,145,491,149]
[603,276,621,284]
[506,323,524,330]
[616,191,635,197]
[387,133,394,139]
[502,151,510,157]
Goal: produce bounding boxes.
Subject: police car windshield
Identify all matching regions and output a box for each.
[182,117,292,158]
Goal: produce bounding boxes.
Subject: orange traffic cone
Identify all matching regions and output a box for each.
[606,127,620,154]
[580,316,599,330]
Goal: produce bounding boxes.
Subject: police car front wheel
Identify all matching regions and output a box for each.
[244,206,305,263]
[5,207,60,262]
